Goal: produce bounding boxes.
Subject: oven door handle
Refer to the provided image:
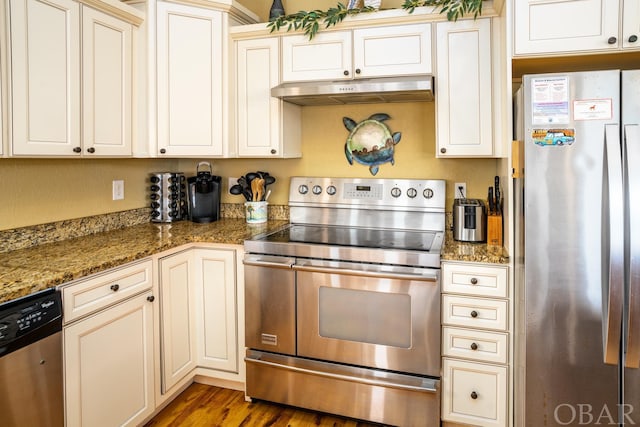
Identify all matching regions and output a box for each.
[293,262,439,282]
[243,254,295,269]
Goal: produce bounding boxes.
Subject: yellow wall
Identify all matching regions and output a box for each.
[0,158,178,230]
[0,103,498,230]
[180,102,499,210]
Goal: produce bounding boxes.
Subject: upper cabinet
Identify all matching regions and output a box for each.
[436,18,494,157]
[232,36,301,158]
[281,23,432,82]
[9,0,139,157]
[514,0,640,56]
[156,2,224,157]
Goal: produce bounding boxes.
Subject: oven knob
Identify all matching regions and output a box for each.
[326,185,336,196]
[298,184,309,194]
[423,188,434,199]
[391,187,401,198]
[312,185,322,195]
[407,188,417,198]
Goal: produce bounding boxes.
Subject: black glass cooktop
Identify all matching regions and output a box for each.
[258,224,438,252]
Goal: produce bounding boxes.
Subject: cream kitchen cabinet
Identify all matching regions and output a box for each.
[156,1,225,157]
[159,246,242,394]
[192,248,238,373]
[62,260,156,427]
[233,36,301,158]
[441,261,510,427]
[159,249,198,393]
[513,0,640,56]
[281,23,432,82]
[9,0,137,157]
[435,18,494,157]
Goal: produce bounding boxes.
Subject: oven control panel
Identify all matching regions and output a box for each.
[289,177,445,210]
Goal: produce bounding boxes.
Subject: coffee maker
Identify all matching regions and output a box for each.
[187,162,221,223]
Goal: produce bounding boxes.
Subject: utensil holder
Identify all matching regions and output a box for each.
[244,201,268,224]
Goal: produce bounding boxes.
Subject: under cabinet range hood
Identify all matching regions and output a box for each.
[271,75,434,106]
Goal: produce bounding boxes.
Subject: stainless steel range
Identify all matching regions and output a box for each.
[243,177,445,426]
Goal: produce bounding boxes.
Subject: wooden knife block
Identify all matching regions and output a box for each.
[487,213,503,247]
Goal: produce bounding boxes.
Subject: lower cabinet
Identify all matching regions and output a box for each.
[159,246,241,395]
[159,249,198,392]
[442,359,507,427]
[441,261,510,427]
[61,245,243,425]
[64,290,156,427]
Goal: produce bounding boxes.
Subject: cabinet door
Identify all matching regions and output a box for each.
[10,0,81,156]
[623,0,640,49]
[82,7,132,156]
[353,24,431,77]
[160,250,197,392]
[236,37,281,157]
[514,0,620,55]
[157,2,223,156]
[442,358,507,427]
[282,31,352,82]
[193,248,238,372]
[436,19,493,157]
[64,291,155,427]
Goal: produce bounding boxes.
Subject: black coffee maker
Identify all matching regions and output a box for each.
[187,162,221,223]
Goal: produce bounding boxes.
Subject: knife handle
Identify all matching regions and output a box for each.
[488,187,495,214]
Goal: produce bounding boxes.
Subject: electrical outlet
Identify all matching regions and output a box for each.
[112,180,124,200]
[454,182,466,199]
[228,177,238,195]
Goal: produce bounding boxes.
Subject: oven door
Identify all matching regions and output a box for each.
[294,259,440,377]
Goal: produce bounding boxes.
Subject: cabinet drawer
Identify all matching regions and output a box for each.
[442,358,507,427]
[62,259,153,323]
[442,263,508,298]
[442,295,508,331]
[442,327,508,364]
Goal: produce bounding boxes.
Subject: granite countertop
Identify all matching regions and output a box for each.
[0,219,288,304]
[441,229,510,264]
[0,218,509,305]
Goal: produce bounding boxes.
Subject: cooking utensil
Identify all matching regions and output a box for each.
[230,184,244,196]
[257,178,265,201]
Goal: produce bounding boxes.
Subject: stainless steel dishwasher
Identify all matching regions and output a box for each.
[0,288,64,427]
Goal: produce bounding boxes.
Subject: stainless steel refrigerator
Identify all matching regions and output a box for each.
[515,70,640,426]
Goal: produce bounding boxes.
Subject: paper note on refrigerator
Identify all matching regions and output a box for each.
[531,77,570,125]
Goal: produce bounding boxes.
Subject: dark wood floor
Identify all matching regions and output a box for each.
[145,383,385,427]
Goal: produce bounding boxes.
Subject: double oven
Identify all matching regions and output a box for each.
[244,177,445,426]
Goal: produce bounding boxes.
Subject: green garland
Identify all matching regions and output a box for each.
[267,0,484,40]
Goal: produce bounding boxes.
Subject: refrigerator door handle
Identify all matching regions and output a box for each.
[624,124,640,368]
[602,123,625,365]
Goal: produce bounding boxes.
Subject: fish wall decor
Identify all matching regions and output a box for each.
[343,113,401,176]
